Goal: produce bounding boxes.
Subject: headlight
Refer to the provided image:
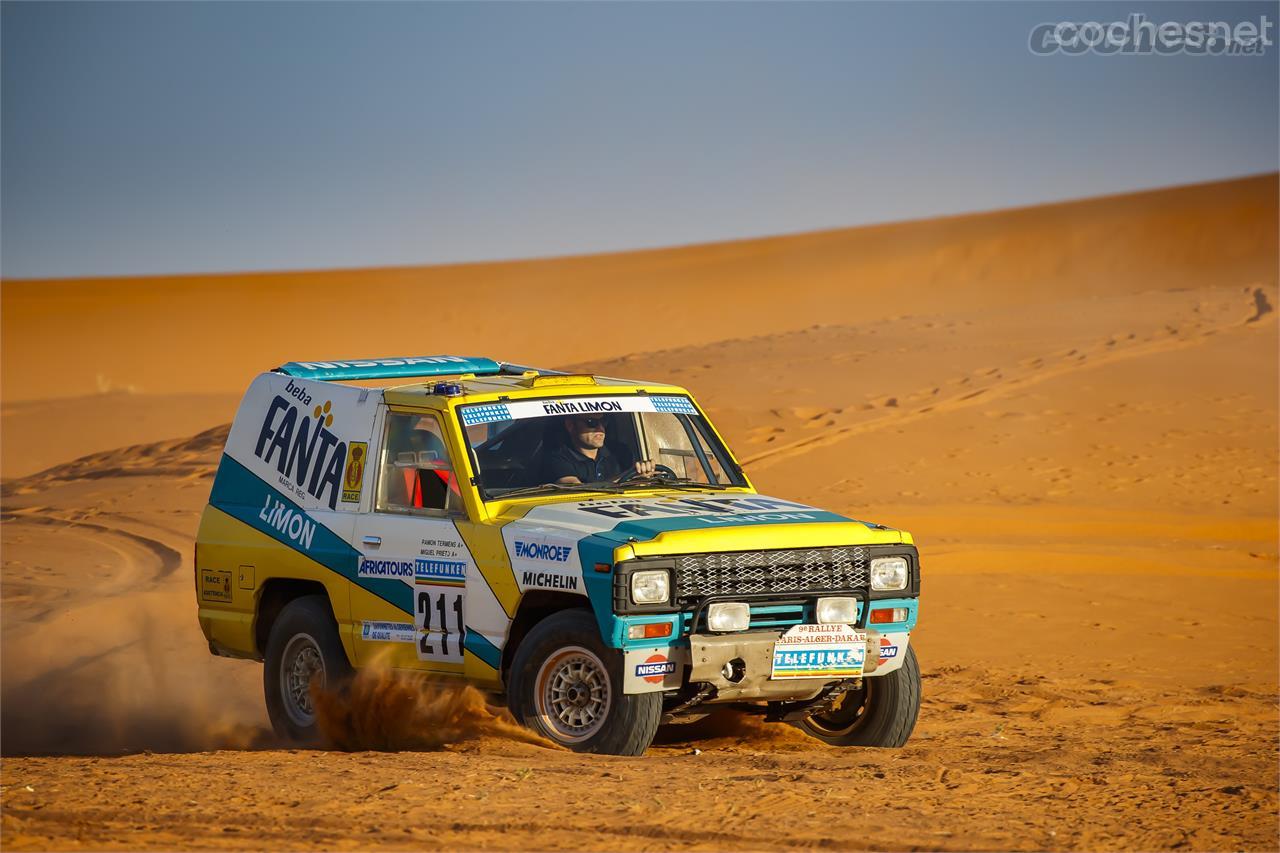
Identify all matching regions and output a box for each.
[630,569,670,604]
[816,596,858,624]
[870,556,909,591]
[706,602,750,632]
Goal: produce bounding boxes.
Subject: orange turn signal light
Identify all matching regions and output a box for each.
[627,622,673,640]
[870,607,908,624]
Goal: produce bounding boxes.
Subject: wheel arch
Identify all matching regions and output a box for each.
[500,591,592,685]
[255,578,336,657]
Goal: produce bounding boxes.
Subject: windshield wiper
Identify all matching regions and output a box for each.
[618,476,736,491]
[493,482,626,500]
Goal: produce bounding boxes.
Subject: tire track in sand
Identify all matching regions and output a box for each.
[739,293,1276,472]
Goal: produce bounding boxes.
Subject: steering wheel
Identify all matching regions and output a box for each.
[614,464,679,483]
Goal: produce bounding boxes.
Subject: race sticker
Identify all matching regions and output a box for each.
[414,584,465,664]
[360,621,416,643]
[200,569,233,603]
[771,624,866,679]
[341,441,367,503]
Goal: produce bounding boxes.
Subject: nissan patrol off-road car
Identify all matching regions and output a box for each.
[195,356,922,755]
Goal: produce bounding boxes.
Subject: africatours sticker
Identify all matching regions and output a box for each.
[358,558,415,579]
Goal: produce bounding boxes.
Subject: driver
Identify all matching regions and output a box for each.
[544,415,657,484]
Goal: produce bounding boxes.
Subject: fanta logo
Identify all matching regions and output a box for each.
[254,393,348,510]
[514,541,572,562]
[636,655,676,683]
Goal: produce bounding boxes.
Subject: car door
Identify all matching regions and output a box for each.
[350,406,476,674]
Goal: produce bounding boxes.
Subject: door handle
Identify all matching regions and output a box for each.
[361,535,382,548]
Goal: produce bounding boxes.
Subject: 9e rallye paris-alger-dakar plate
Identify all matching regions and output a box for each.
[194,355,922,755]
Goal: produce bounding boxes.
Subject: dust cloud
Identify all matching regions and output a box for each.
[0,608,273,756]
[312,665,557,752]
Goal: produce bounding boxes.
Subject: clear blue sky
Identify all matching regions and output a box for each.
[2,1,1276,280]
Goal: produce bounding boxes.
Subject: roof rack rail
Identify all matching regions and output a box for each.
[275,356,501,381]
[497,362,566,377]
[273,356,567,382]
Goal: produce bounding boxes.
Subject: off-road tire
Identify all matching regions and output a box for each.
[263,594,351,744]
[508,609,661,755]
[797,645,921,747]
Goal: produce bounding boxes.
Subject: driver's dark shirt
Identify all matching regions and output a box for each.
[543,443,622,483]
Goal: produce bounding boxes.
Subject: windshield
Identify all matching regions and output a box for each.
[459,394,746,499]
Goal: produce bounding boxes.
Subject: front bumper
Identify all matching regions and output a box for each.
[621,626,913,698]
[687,628,880,701]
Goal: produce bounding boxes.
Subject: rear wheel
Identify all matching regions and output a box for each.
[797,645,921,747]
[508,610,661,755]
[263,595,351,744]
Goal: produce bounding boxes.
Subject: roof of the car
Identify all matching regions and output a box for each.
[382,372,688,407]
[268,355,688,407]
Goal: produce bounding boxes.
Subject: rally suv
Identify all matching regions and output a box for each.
[195,356,921,754]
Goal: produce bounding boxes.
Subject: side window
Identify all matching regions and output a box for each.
[376,411,464,515]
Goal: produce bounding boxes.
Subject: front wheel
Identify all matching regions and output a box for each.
[508,609,661,755]
[797,645,921,747]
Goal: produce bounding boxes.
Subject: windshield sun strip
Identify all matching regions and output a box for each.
[454,393,743,501]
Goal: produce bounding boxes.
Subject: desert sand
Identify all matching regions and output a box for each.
[1,174,1276,850]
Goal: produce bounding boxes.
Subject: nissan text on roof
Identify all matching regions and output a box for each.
[195,356,922,755]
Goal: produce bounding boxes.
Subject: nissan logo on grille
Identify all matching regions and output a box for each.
[674,546,869,598]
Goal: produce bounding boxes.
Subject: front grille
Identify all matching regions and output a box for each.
[674,546,869,599]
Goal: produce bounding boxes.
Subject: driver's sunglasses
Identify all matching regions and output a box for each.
[573,417,606,429]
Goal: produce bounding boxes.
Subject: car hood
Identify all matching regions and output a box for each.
[503,491,907,560]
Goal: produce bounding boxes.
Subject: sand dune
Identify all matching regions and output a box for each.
[1,175,1277,850]
[2,174,1274,403]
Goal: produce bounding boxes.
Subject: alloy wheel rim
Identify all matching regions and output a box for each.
[535,646,612,743]
[280,633,325,727]
[805,680,874,737]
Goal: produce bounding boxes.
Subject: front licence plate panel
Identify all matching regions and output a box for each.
[770,624,866,679]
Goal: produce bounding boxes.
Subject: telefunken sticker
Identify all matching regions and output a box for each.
[771,624,867,680]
